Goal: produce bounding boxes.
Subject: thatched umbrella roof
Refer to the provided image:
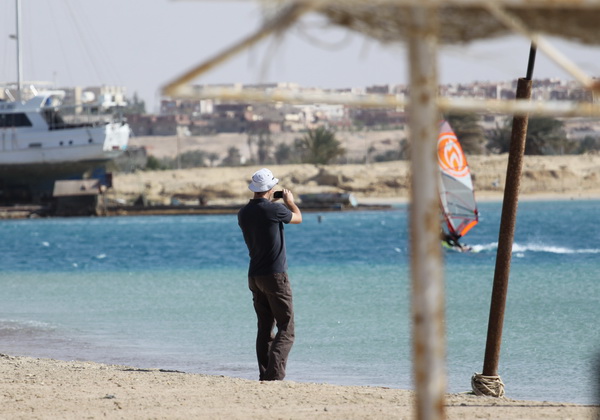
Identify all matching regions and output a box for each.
[319,2,600,45]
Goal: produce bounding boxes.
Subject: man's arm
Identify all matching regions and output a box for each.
[282,189,302,224]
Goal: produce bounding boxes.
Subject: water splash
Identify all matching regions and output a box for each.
[514,243,600,254]
[470,242,600,254]
[470,243,497,253]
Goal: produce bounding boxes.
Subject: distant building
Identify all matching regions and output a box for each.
[349,108,406,128]
[366,85,392,94]
[160,98,201,116]
[0,84,127,113]
[123,79,598,137]
[61,85,127,113]
[127,114,190,136]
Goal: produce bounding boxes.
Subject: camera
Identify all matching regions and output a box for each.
[273,191,283,199]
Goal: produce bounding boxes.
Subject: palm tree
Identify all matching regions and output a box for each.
[274,143,293,164]
[487,117,573,155]
[256,132,273,164]
[221,147,242,166]
[208,153,220,167]
[294,127,345,164]
[524,117,572,155]
[487,119,512,154]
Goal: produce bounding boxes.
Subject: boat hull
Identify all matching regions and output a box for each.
[0,122,129,165]
[0,159,114,179]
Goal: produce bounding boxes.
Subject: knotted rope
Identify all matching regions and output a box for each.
[471,372,505,398]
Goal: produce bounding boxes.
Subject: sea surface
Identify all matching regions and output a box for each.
[1,200,599,405]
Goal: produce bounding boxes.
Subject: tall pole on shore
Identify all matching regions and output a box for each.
[407,6,446,420]
[15,0,23,101]
[473,43,537,397]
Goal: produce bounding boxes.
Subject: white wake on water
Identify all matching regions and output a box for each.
[470,242,600,254]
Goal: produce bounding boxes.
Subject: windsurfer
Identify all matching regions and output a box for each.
[441,230,471,252]
[437,120,478,253]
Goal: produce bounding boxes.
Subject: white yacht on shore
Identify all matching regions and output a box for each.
[0,90,129,170]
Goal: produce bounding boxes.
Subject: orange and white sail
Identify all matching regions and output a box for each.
[437,120,478,238]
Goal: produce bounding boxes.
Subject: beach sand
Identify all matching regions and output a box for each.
[1,354,596,420]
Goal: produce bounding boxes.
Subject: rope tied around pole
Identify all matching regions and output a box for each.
[471,372,505,398]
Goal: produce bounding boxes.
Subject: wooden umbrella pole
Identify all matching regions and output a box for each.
[407,5,446,420]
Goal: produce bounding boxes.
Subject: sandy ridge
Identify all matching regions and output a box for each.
[110,153,600,205]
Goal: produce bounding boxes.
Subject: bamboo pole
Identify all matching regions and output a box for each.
[170,86,600,117]
[407,6,446,420]
[15,0,23,101]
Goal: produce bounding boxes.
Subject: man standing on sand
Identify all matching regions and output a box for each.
[238,168,302,381]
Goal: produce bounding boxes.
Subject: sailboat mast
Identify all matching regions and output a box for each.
[15,0,23,101]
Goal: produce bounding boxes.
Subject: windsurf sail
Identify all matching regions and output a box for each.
[437,120,478,238]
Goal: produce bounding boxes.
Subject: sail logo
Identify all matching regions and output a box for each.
[438,132,470,177]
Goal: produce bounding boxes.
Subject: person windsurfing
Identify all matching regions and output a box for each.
[437,120,478,253]
[441,230,472,252]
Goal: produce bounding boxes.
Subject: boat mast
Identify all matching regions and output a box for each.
[15,0,23,101]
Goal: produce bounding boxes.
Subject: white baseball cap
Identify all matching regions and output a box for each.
[248,168,279,192]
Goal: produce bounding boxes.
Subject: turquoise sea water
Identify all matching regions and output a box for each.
[0,200,599,405]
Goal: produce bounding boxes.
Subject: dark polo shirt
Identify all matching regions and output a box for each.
[238,198,293,276]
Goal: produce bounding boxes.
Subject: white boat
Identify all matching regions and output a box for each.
[0,0,130,205]
[0,91,129,168]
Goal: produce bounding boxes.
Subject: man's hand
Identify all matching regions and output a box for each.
[281,189,294,205]
[282,189,302,224]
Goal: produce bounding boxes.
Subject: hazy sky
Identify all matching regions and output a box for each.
[2,0,600,112]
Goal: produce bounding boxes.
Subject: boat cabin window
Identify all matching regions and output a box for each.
[0,112,33,128]
[42,109,67,130]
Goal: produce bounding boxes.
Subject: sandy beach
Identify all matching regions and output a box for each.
[1,354,596,420]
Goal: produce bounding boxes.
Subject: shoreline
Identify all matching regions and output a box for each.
[1,354,596,420]
[358,193,600,205]
[2,191,599,220]
[2,155,600,218]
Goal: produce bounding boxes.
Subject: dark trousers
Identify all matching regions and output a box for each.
[248,272,295,381]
